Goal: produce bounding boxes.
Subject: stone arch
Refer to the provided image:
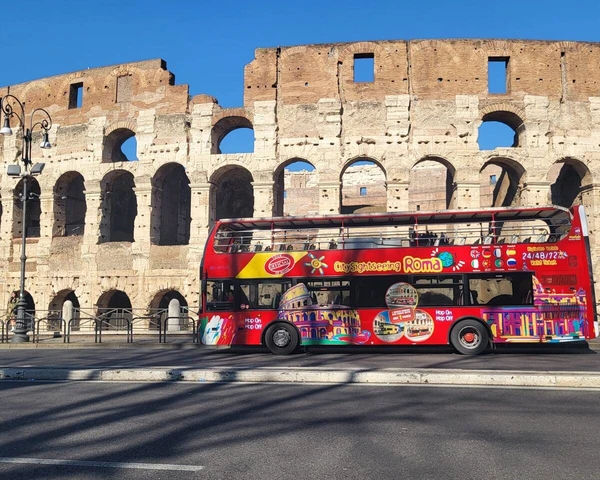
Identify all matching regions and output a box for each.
[99,170,137,243]
[479,157,526,207]
[102,123,137,162]
[273,158,317,216]
[211,115,254,154]
[150,163,191,245]
[209,165,254,222]
[149,289,188,311]
[149,289,189,331]
[9,290,35,328]
[409,156,456,210]
[48,289,80,331]
[11,290,35,313]
[53,171,86,237]
[20,82,53,108]
[96,289,132,330]
[548,157,593,208]
[478,107,525,149]
[13,176,41,238]
[340,157,387,214]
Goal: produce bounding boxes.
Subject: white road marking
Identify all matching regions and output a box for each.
[0,457,204,472]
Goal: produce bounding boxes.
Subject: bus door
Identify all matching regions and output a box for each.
[238,280,292,344]
[202,279,238,345]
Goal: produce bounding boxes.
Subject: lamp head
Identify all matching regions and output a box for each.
[0,117,12,136]
[6,164,21,177]
[40,131,51,149]
[30,162,45,175]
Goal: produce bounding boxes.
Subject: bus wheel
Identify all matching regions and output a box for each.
[265,322,299,355]
[450,319,489,355]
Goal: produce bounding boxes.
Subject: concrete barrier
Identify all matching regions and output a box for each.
[2,366,600,388]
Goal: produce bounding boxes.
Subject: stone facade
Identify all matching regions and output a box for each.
[1,39,600,317]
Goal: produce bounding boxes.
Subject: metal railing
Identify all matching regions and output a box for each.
[216,222,570,253]
[33,317,67,343]
[63,308,200,344]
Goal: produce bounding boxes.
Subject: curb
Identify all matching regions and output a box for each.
[1,366,600,388]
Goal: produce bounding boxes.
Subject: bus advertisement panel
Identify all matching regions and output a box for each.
[199,205,598,354]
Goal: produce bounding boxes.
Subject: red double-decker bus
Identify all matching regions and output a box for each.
[198,205,598,354]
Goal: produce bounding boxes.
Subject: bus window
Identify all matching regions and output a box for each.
[206,280,236,311]
[468,273,533,306]
[306,280,350,307]
[351,276,411,308]
[415,286,458,306]
[413,276,463,306]
[239,281,292,310]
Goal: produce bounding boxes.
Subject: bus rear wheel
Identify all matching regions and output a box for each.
[450,319,489,355]
[264,322,299,355]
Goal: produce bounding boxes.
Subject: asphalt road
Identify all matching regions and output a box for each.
[0,343,599,371]
[0,381,599,480]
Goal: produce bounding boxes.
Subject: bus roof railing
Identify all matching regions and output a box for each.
[212,206,573,252]
[214,205,572,232]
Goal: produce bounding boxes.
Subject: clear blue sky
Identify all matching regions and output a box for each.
[3,0,598,107]
[2,0,598,154]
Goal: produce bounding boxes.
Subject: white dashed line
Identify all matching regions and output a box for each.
[0,457,204,472]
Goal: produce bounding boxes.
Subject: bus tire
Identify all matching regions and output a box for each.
[264,322,299,355]
[450,319,489,355]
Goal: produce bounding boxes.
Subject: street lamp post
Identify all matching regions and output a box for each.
[0,94,51,343]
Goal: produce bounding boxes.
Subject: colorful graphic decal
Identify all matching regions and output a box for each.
[305,253,328,275]
[199,314,235,345]
[229,242,570,280]
[334,260,402,274]
[373,311,404,342]
[374,283,435,343]
[483,276,587,343]
[236,252,307,279]
[404,310,435,342]
[431,248,465,272]
[277,283,370,345]
[265,254,295,275]
[385,282,418,308]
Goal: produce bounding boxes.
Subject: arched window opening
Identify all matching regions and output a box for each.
[150,289,188,311]
[210,166,254,221]
[10,290,35,327]
[549,160,591,208]
[120,136,138,161]
[211,116,254,154]
[102,128,137,162]
[409,159,455,211]
[480,159,524,207]
[340,159,386,214]
[48,290,80,331]
[13,177,41,238]
[273,159,317,216]
[99,171,137,243]
[96,290,132,330]
[151,164,191,245]
[149,289,189,331]
[53,172,86,237]
[478,111,523,150]
[218,128,254,154]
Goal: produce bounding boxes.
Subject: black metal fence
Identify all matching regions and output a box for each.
[1,307,200,344]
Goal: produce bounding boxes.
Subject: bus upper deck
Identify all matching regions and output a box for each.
[209,206,573,255]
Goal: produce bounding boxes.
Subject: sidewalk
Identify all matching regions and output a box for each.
[0,337,599,389]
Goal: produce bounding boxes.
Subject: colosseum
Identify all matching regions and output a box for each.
[1,38,599,329]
